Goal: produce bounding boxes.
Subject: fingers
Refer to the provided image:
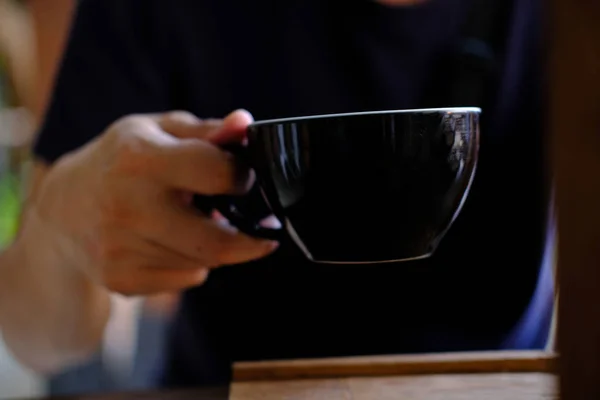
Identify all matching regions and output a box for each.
[150,109,253,144]
[154,112,221,140]
[85,225,202,271]
[206,109,254,145]
[143,110,254,195]
[140,198,278,266]
[112,266,211,296]
[138,267,209,295]
[97,216,276,296]
[148,138,251,195]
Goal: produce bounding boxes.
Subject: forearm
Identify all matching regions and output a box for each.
[0,208,110,374]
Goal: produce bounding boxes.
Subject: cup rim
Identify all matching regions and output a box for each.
[249,106,482,127]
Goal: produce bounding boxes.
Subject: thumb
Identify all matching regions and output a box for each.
[151,111,222,140]
[206,109,254,145]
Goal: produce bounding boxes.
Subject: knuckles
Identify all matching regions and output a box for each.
[161,110,201,125]
[111,135,158,178]
[104,115,163,177]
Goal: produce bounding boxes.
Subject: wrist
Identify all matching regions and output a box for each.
[0,209,111,371]
[17,203,94,295]
[0,156,111,371]
[0,244,18,318]
[24,154,88,281]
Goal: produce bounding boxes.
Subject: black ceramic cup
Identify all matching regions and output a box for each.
[193,107,480,264]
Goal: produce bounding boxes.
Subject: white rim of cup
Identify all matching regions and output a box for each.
[250,107,482,127]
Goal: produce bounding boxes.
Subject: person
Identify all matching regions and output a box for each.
[26,0,77,124]
[0,0,553,388]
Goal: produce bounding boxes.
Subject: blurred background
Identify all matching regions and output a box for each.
[0,0,177,397]
[0,0,565,398]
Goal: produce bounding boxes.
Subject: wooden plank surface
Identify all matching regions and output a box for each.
[231,373,556,400]
[233,351,557,381]
[38,352,557,399]
[40,373,556,400]
[550,0,600,400]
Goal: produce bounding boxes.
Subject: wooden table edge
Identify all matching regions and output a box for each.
[233,350,558,381]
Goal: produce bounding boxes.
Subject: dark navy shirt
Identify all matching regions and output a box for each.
[34,0,553,388]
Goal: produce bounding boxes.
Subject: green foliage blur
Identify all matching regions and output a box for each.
[0,173,19,248]
[0,50,23,249]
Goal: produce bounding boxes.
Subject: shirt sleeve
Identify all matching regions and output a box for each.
[33,0,172,164]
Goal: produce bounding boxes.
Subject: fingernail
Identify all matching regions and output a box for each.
[229,109,254,123]
[265,241,280,252]
[260,215,282,229]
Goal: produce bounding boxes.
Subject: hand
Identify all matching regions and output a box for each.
[34,110,279,296]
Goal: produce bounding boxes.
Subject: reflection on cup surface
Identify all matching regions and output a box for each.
[245,107,480,264]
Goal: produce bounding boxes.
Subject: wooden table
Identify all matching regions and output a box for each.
[231,350,557,399]
[231,373,556,400]
[43,351,557,400]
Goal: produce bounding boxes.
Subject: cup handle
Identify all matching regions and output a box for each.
[192,144,283,241]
